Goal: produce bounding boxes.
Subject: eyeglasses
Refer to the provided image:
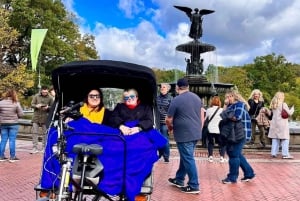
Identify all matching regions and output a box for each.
[124,95,136,101]
[88,94,100,99]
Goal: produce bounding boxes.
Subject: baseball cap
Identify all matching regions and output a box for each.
[177,78,189,87]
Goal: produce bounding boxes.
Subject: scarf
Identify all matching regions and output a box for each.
[125,100,140,109]
[79,103,105,124]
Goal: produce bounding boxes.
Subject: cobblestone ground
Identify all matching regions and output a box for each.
[0,140,300,201]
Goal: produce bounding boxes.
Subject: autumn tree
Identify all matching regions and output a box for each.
[245,53,296,102]
[1,0,98,79]
[0,7,19,75]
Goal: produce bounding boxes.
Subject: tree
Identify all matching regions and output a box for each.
[153,68,185,84]
[0,7,19,72]
[217,66,252,98]
[245,53,296,101]
[1,0,98,79]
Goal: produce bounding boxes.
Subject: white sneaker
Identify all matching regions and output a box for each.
[208,156,213,162]
[30,148,39,154]
[220,157,226,163]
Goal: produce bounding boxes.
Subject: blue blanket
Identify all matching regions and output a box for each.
[40,118,167,201]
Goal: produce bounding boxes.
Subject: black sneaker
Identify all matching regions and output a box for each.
[9,157,20,163]
[221,178,236,184]
[180,186,200,194]
[241,174,255,182]
[168,178,184,188]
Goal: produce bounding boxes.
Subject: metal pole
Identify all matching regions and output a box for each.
[37,65,41,92]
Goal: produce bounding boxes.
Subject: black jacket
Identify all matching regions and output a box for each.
[109,103,154,131]
[219,109,245,143]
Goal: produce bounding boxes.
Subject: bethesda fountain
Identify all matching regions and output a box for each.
[173,5,234,103]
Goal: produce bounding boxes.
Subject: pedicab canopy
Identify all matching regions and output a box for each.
[51,60,157,108]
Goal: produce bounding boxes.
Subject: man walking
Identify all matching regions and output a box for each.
[30,86,54,153]
[157,83,173,163]
[166,78,203,194]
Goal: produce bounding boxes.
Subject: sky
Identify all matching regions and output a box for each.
[62,0,300,72]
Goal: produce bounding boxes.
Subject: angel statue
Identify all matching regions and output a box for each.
[174,6,214,40]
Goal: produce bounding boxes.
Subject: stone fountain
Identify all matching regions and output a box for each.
[174,5,234,103]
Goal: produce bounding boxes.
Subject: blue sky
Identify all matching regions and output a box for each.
[62,0,300,71]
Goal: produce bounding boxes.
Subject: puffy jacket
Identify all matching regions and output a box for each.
[0,99,24,125]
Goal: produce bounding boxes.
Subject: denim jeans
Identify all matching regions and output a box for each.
[175,141,199,190]
[226,140,254,182]
[271,138,290,156]
[0,124,19,158]
[159,124,170,160]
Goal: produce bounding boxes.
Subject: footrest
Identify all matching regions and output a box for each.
[34,184,54,200]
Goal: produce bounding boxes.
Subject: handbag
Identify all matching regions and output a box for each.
[281,104,289,119]
[251,102,261,122]
[203,107,220,134]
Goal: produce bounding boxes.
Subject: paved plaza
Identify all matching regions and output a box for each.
[0,140,300,201]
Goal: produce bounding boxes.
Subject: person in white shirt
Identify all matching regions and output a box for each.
[205,96,226,163]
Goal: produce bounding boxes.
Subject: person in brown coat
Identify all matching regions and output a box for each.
[30,86,54,154]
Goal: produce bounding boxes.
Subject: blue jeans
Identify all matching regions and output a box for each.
[0,124,19,158]
[159,124,170,160]
[226,140,254,182]
[271,138,290,156]
[175,141,199,190]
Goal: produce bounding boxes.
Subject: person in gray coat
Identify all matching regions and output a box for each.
[0,89,24,162]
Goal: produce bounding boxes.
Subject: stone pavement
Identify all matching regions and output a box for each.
[0,140,300,201]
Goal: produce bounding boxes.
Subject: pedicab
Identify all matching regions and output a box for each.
[34,60,166,201]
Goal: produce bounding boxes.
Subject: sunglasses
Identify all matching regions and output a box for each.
[124,95,136,101]
[88,94,100,99]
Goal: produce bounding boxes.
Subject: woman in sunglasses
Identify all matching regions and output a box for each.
[109,88,154,135]
[79,88,111,124]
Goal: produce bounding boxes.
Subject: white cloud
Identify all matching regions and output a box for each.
[118,0,145,18]
[64,0,300,70]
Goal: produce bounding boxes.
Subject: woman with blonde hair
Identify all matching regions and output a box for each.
[248,89,265,147]
[220,90,254,184]
[268,92,294,159]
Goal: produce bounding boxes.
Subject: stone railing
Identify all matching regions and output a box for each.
[17,119,300,149]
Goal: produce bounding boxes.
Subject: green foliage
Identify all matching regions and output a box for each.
[0,64,34,107]
[153,68,185,84]
[217,66,252,98]
[1,0,98,83]
[245,53,296,101]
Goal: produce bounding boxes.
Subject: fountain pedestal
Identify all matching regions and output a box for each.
[174,6,234,102]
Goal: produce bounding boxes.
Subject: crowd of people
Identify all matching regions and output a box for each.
[0,79,297,198]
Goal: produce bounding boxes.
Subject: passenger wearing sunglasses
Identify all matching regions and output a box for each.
[109,88,154,135]
[79,88,111,124]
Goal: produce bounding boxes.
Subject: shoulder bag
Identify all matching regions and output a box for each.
[203,107,220,133]
[281,104,289,119]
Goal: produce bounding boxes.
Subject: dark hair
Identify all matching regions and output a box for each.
[84,88,104,112]
[41,85,48,90]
